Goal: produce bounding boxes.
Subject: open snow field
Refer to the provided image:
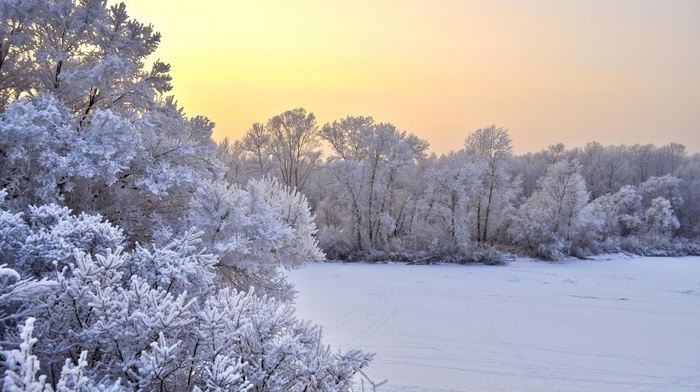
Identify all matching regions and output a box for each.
[287,257,700,392]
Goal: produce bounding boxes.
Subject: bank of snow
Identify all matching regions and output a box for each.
[288,257,700,392]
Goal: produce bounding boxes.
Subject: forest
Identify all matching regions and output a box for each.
[0,1,698,391]
[223,112,700,263]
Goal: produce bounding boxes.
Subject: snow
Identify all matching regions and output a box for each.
[288,257,700,391]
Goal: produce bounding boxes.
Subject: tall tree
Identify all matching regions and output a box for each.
[320,115,375,161]
[0,0,171,117]
[655,143,687,176]
[266,108,321,191]
[241,122,273,178]
[464,125,518,243]
[238,109,322,192]
[676,157,700,236]
[626,144,656,185]
[0,1,219,241]
[424,151,481,252]
[576,141,605,199]
[318,116,428,253]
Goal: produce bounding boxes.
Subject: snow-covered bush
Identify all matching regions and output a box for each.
[2,318,128,392]
[0,196,28,266]
[0,207,371,391]
[18,204,125,278]
[188,177,324,300]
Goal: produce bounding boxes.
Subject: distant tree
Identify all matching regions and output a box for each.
[656,143,687,176]
[638,175,683,208]
[464,125,519,243]
[241,122,274,178]
[237,109,322,192]
[677,158,700,236]
[267,108,322,191]
[596,145,630,195]
[320,115,375,161]
[541,143,568,165]
[644,197,679,240]
[575,141,605,199]
[510,160,591,259]
[589,186,635,249]
[217,137,247,185]
[587,173,685,254]
[512,152,545,199]
[318,117,428,254]
[625,144,656,185]
[423,151,482,253]
[318,116,375,251]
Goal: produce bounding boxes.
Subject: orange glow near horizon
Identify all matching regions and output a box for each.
[120,0,700,155]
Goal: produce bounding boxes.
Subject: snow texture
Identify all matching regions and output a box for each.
[289,257,700,391]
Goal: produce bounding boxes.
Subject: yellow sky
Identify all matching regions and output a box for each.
[120,0,700,155]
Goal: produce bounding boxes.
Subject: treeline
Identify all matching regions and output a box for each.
[220,109,700,261]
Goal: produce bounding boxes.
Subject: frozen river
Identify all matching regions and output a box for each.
[288,256,700,392]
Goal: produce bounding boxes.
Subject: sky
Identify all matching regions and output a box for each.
[120,0,700,155]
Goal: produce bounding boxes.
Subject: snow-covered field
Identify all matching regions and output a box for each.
[287,257,700,392]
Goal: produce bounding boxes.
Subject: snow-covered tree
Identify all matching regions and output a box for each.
[677,158,700,237]
[237,108,322,192]
[464,125,519,244]
[318,116,428,256]
[588,174,685,254]
[588,186,639,249]
[644,197,680,240]
[510,160,591,259]
[188,177,324,300]
[240,122,274,180]
[0,1,39,110]
[655,143,687,176]
[216,137,249,186]
[320,115,376,161]
[0,1,221,242]
[0,0,170,114]
[637,175,683,209]
[625,144,657,185]
[422,151,481,253]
